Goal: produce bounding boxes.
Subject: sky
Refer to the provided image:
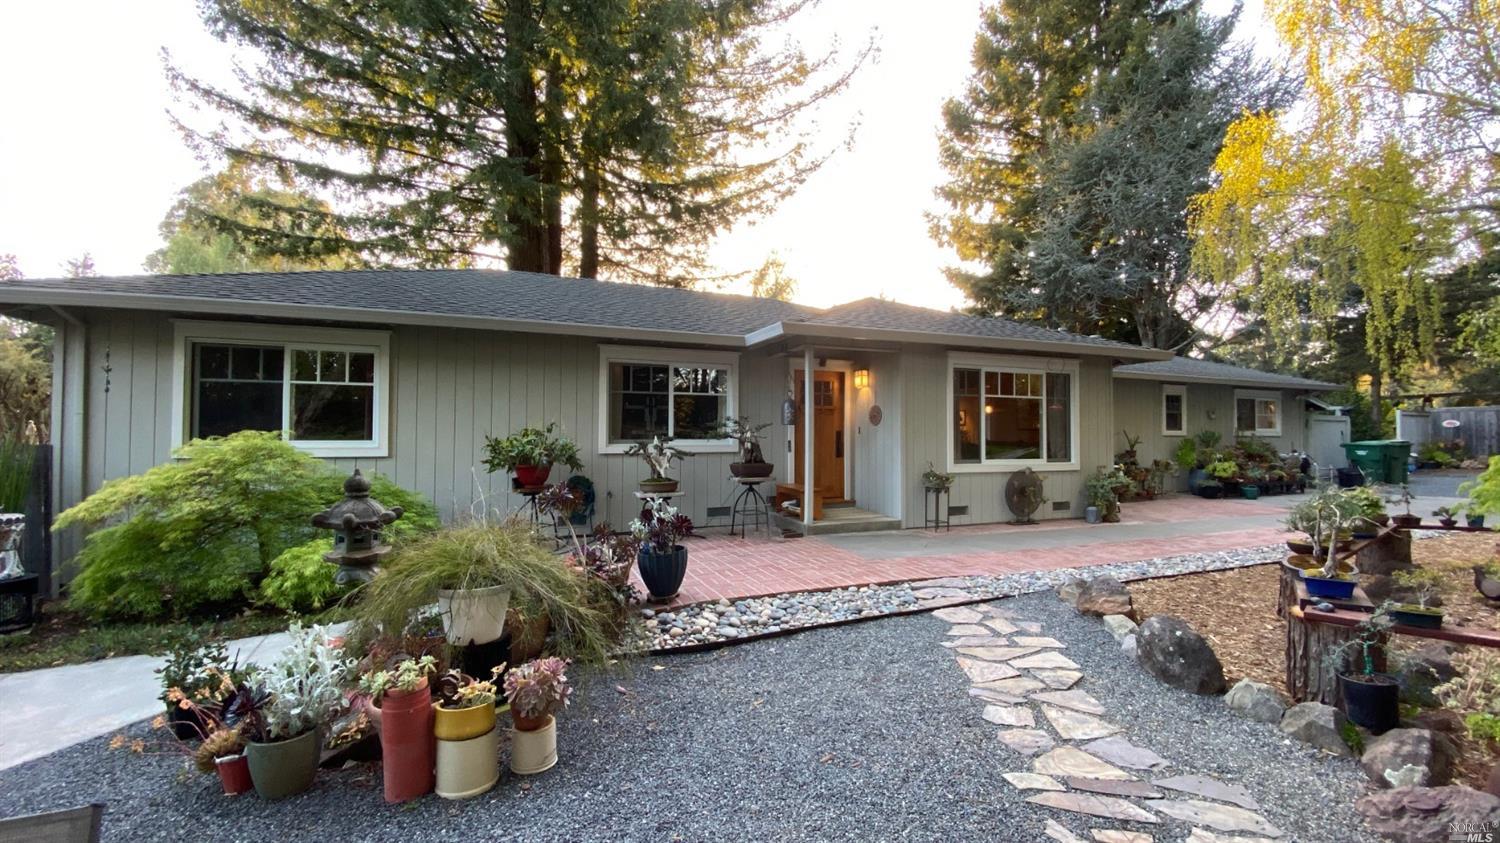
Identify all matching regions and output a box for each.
[0,0,1269,311]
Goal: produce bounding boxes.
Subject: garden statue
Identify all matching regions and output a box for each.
[311,469,404,585]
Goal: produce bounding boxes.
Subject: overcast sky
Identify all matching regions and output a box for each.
[0,0,1268,310]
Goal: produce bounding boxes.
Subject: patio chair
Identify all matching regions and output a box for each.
[0,803,104,843]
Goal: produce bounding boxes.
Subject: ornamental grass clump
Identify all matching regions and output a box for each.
[350,519,616,664]
[54,431,436,620]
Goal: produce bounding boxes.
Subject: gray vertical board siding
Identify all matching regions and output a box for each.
[850,353,902,519]
[1429,407,1500,457]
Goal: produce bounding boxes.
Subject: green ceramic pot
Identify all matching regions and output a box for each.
[245,730,320,799]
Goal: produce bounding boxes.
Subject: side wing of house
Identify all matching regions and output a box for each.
[1112,379,1311,477]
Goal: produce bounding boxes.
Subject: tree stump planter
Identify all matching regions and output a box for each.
[1280,554,1388,708]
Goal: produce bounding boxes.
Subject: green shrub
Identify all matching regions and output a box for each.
[1463,456,1500,518]
[0,438,35,512]
[55,431,436,620]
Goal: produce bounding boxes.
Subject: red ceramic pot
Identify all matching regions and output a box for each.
[378,679,434,803]
[512,708,550,732]
[215,753,253,795]
[514,464,550,488]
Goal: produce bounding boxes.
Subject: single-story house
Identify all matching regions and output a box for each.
[1112,356,1344,484]
[1,269,1181,580]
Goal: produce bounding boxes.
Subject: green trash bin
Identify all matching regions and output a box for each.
[1342,441,1389,483]
[1380,440,1412,485]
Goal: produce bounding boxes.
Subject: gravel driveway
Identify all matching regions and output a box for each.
[0,591,1377,841]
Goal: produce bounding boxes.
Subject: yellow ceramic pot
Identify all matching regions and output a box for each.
[434,700,497,742]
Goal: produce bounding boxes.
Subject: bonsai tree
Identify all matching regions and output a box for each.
[482,423,584,476]
[1286,488,1367,574]
[714,416,772,466]
[1393,568,1443,611]
[624,435,689,483]
[922,461,954,492]
[1433,505,1461,527]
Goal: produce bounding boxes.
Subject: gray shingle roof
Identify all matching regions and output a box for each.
[1115,356,1338,391]
[0,269,816,337]
[793,298,1153,353]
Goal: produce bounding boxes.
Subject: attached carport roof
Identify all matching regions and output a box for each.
[0,271,1169,359]
[1114,356,1339,391]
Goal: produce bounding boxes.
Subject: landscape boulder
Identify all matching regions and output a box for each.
[1134,615,1226,694]
[1356,786,1500,843]
[1120,634,1138,659]
[1280,702,1354,757]
[1362,729,1452,788]
[1224,678,1286,724]
[1075,576,1134,619]
[1102,614,1137,643]
[1395,642,1458,707]
[1058,579,1086,607]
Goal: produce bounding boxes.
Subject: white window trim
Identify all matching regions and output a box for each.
[945,351,1080,473]
[596,344,738,455]
[1234,388,1283,437]
[171,320,391,458]
[1162,384,1187,436]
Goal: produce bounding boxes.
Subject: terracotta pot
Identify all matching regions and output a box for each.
[437,584,511,646]
[435,726,500,800]
[245,730,320,800]
[638,478,679,494]
[729,461,774,479]
[378,679,434,803]
[434,700,496,742]
[1392,513,1423,529]
[510,716,557,775]
[511,708,551,733]
[215,753,253,795]
[514,464,550,488]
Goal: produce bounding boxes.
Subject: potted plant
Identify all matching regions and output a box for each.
[1328,606,1400,733]
[1434,505,1461,528]
[922,461,955,492]
[204,729,253,795]
[717,416,774,479]
[482,423,584,489]
[1388,484,1422,529]
[1390,568,1444,628]
[237,624,353,800]
[1475,561,1500,602]
[1175,438,1201,493]
[1206,458,1239,493]
[433,668,502,799]
[1295,488,1367,598]
[1240,465,1265,500]
[626,435,689,494]
[504,657,572,774]
[361,654,438,803]
[1197,478,1224,499]
[1464,508,1487,529]
[1086,466,1126,523]
[155,640,241,741]
[164,685,252,795]
[632,498,695,601]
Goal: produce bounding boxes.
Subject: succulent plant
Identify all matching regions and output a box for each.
[503,657,572,721]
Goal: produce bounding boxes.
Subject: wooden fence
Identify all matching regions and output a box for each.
[1398,407,1500,458]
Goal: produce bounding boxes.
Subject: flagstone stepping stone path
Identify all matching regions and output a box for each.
[938,602,1289,840]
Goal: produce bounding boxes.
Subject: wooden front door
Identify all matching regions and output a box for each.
[793,370,846,503]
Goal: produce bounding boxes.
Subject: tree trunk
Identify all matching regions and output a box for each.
[579,165,600,279]
[1369,369,1384,432]
[1280,556,1387,705]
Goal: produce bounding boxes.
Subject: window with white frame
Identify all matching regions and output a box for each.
[174,321,389,457]
[1162,384,1187,435]
[949,354,1077,470]
[1235,390,1281,436]
[599,345,737,451]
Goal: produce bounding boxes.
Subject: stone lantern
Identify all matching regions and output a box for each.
[311,469,404,585]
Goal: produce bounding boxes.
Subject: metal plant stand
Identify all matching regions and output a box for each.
[924,486,951,532]
[728,477,772,537]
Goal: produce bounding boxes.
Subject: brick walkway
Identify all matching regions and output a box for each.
[634,496,1290,607]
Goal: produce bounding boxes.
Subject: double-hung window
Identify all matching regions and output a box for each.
[173,321,390,457]
[598,345,737,452]
[1162,385,1187,436]
[1235,390,1281,436]
[949,353,1077,471]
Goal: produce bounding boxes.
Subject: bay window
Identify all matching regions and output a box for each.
[599,345,737,451]
[173,321,389,457]
[949,353,1077,470]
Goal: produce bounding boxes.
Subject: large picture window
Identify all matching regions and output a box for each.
[1235,390,1281,436]
[599,345,737,452]
[949,354,1077,471]
[174,322,389,458]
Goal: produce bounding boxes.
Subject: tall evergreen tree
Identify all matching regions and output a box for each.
[173,0,866,285]
[930,0,1178,316]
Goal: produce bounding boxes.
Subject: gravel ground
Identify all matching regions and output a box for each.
[0,591,1377,842]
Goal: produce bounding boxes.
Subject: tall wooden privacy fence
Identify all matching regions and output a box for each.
[1397,407,1500,459]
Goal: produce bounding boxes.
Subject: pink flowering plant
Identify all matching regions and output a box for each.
[502,657,573,721]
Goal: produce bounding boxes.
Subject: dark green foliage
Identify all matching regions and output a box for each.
[0,438,35,512]
[54,431,436,620]
[173,0,866,284]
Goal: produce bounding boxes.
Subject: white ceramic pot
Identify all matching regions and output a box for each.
[436,585,511,646]
[435,726,500,799]
[509,716,557,775]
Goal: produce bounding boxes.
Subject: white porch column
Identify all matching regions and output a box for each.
[803,346,815,527]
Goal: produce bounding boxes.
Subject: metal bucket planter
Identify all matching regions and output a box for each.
[437,585,511,646]
[245,730,320,800]
[510,715,557,775]
[378,681,435,803]
[435,725,500,799]
[637,545,688,602]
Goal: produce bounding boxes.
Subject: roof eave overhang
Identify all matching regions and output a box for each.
[765,321,1172,361]
[1113,370,1338,391]
[0,287,750,348]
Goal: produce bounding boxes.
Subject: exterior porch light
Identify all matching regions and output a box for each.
[853,368,870,390]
